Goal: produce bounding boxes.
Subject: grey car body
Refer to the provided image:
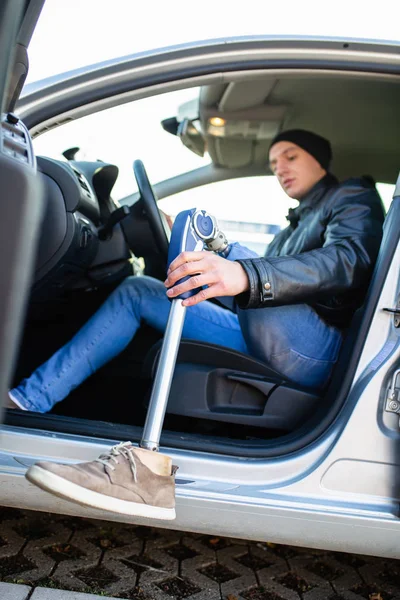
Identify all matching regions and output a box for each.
[0,0,400,559]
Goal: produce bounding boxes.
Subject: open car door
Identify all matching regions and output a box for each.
[0,0,44,420]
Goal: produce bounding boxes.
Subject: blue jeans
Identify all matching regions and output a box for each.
[11,244,342,412]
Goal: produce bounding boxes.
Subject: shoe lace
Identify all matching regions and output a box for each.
[95,442,137,481]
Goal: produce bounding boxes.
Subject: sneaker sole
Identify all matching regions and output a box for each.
[25,465,176,520]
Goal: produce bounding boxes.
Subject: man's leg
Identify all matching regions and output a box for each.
[238,303,343,390]
[11,275,248,412]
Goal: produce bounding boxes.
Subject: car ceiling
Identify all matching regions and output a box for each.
[197,73,400,184]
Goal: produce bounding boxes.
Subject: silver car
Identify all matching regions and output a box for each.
[1,0,400,560]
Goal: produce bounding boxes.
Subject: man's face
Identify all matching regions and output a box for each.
[268,141,327,199]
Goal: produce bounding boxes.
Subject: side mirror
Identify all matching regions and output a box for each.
[177,118,206,157]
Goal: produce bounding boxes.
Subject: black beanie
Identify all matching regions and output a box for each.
[269,129,332,170]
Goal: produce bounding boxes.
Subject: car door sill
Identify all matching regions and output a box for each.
[4,410,307,458]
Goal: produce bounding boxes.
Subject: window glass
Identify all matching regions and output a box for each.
[159,180,396,256]
[159,177,297,255]
[32,85,395,257]
[32,89,210,201]
[32,83,298,256]
[377,183,396,212]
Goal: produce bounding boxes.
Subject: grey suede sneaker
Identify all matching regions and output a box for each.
[25,442,177,520]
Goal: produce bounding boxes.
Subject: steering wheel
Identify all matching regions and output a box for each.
[133,160,170,259]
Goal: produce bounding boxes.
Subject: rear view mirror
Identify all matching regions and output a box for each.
[177,118,206,157]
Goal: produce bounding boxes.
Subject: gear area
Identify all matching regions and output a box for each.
[0,508,399,599]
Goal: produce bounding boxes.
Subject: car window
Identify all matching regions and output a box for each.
[31,87,297,256]
[377,183,396,212]
[32,85,396,257]
[158,177,297,255]
[32,88,210,201]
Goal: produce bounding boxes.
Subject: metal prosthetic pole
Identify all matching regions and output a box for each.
[140,208,227,451]
[140,300,186,451]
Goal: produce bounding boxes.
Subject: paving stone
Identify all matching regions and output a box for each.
[255,560,305,600]
[282,554,338,598]
[0,581,32,600]
[357,557,400,599]
[134,544,179,587]
[31,589,121,599]
[214,544,259,598]
[49,530,103,592]
[179,537,221,599]
[0,520,28,559]
[2,508,400,600]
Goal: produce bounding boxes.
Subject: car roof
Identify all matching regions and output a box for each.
[12,24,400,185]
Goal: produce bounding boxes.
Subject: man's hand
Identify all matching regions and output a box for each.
[165,251,249,307]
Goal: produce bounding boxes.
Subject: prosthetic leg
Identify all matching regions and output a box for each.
[137,209,228,478]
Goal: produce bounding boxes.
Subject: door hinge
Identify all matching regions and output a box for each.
[385,369,400,423]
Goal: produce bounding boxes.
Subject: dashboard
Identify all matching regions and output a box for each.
[1,111,167,305]
[32,155,133,301]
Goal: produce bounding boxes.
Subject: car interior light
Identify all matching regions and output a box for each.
[209,117,226,127]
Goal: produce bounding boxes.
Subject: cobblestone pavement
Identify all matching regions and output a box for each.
[0,507,400,600]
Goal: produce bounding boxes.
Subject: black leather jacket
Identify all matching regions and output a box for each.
[236,174,385,328]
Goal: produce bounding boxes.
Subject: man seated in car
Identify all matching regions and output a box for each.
[8,129,385,521]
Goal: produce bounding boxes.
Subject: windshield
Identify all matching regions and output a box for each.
[26,0,400,85]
